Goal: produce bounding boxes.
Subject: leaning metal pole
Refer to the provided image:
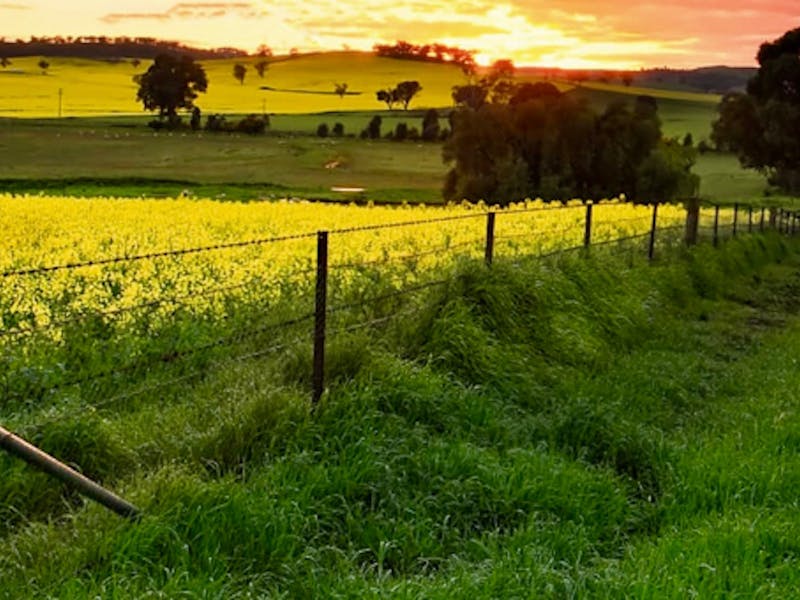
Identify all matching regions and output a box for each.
[0,425,139,519]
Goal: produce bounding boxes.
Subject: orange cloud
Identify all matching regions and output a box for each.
[102,2,256,24]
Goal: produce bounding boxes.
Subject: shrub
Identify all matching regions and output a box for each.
[367,115,382,139]
[236,114,268,135]
[205,114,228,132]
[190,107,202,131]
[394,122,409,141]
[317,123,330,138]
[332,122,345,137]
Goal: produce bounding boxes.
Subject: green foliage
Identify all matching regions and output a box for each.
[443,90,691,205]
[637,138,700,202]
[712,27,800,193]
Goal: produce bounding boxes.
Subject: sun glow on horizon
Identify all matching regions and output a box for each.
[1,1,798,69]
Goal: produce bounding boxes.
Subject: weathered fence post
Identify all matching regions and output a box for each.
[485,212,496,266]
[732,203,739,237]
[748,206,753,233]
[685,198,700,246]
[0,425,139,519]
[648,203,658,261]
[713,205,720,247]
[583,201,593,250]
[760,207,765,232]
[769,208,777,230]
[312,231,329,405]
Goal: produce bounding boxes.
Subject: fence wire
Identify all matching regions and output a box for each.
[2,200,793,436]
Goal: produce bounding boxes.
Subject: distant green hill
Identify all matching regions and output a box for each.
[633,66,756,94]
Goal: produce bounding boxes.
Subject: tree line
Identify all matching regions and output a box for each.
[373,41,477,74]
[0,36,247,60]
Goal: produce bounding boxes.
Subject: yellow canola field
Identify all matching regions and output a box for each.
[0,194,686,335]
[0,53,470,117]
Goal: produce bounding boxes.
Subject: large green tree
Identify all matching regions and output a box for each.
[135,53,208,122]
[712,27,800,193]
[443,86,696,205]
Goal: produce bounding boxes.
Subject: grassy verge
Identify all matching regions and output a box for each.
[2,234,800,596]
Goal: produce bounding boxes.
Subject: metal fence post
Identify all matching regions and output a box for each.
[713,205,720,247]
[732,203,739,237]
[485,212,496,266]
[648,203,658,261]
[0,426,139,519]
[312,231,329,404]
[583,201,593,250]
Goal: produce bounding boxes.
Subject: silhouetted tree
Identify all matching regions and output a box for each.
[190,106,202,131]
[395,80,422,110]
[37,58,49,74]
[0,57,10,68]
[131,58,141,68]
[376,88,399,110]
[256,44,273,58]
[135,53,208,123]
[254,60,268,78]
[421,108,440,141]
[363,115,382,139]
[334,82,348,98]
[452,84,488,110]
[233,63,247,85]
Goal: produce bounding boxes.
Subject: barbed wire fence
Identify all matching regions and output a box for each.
[0,199,795,517]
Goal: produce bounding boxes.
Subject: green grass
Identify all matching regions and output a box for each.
[0,111,781,205]
[0,115,448,203]
[4,233,800,596]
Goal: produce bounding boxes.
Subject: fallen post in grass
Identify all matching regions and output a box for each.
[0,425,139,520]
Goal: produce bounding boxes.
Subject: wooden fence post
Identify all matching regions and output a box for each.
[713,205,720,247]
[583,201,593,250]
[685,198,700,246]
[485,212,496,266]
[312,231,328,404]
[732,203,739,237]
[760,207,765,232]
[748,206,753,233]
[648,203,658,261]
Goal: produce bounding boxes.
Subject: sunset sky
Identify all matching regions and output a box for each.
[2,1,798,69]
